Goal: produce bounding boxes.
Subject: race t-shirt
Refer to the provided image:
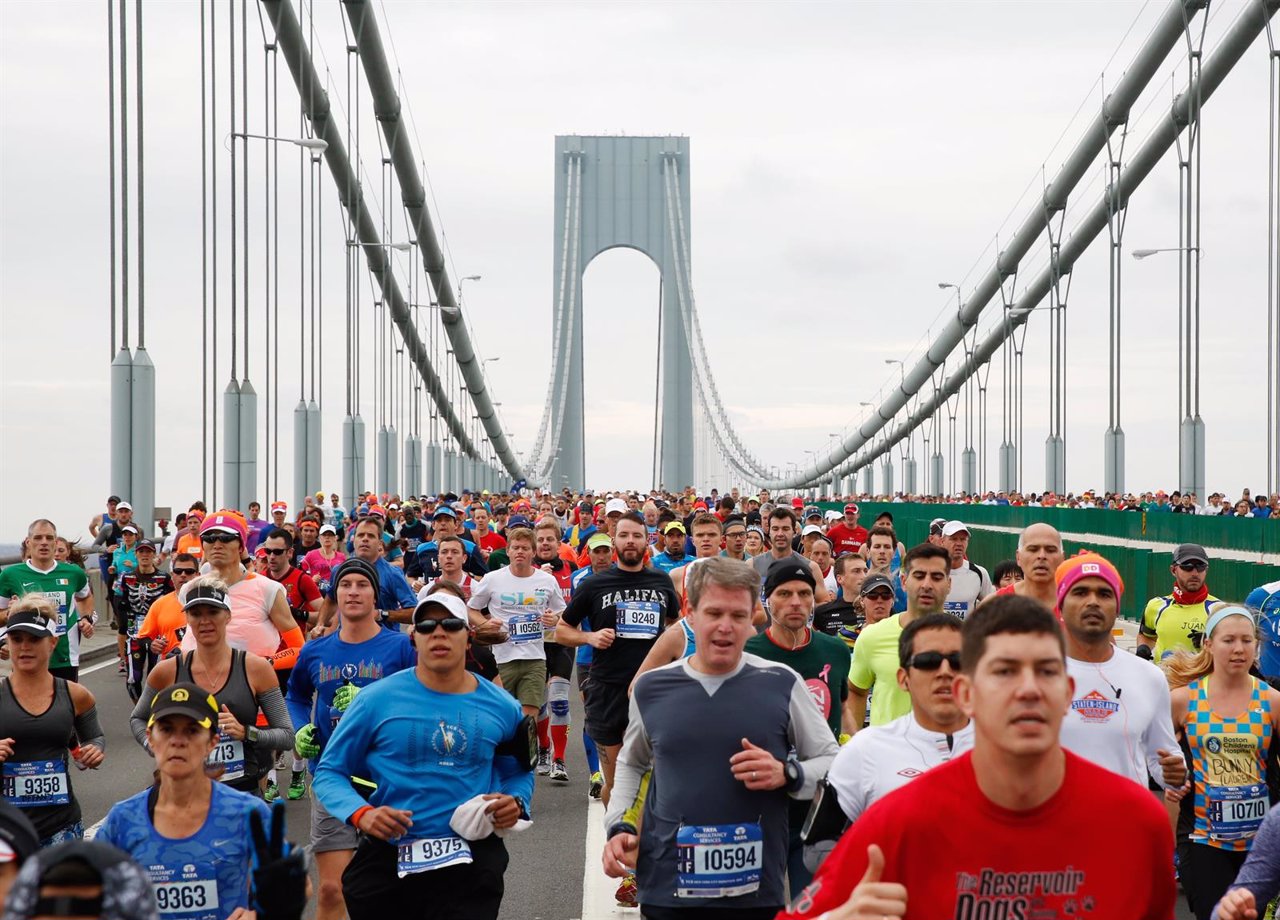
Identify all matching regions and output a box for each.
[467,566,566,664]
[825,523,869,556]
[561,566,678,687]
[811,600,864,650]
[744,629,849,737]
[300,549,346,594]
[0,560,91,669]
[1140,593,1218,661]
[941,561,992,620]
[136,593,188,656]
[179,574,285,660]
[849,614,909,726]
[780,751,1176,919]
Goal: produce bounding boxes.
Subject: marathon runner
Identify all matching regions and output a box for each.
[1248,575,1280,681]
[743,559,851,893]
[0,519,96,683]
[570,532,615,799]
[136,553,200,661]
[824,503,868,556]
[555,511,679,810]
[650,522,691,574]
[983,523,1063,611]
[802,613,971,869]
[1165,604,1280,919]
[97,682,272,918]
[286,557,416,920]
[863,525,907,612]
[1140,542,1220,661]
[300,524,346,595]
[1055,553,1185,790]
[937,521,993,619]
[750,509,830,606]
[803,535,837,598]
[780,595,1176,919]
[411,506,488,583]
[262,528,324,631]
[467,526,566,725]
[602,557,839,919]
[669,514,725,614]
[129,576,294,796]
[532,517,577,782]
[849,544,952,729]
[0,599,106,847]
[312,593,535,920]
[720,515,750,562]
[811,554,867,647]
[315,517,419,633]
[112,539,172,700]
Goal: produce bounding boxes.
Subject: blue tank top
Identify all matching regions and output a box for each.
[679,618,697,659]
[97,781,270,920]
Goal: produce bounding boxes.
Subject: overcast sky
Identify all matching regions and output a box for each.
[2,0,1277,540]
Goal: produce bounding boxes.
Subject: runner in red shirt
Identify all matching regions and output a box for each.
[824,503,869,556]
[778,594,1175,920]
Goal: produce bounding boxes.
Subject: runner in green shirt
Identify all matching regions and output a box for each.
[849,542,952,729]
[0,519,95,680]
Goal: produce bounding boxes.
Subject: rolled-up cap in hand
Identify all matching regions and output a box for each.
[764,557,816,597]
[330,557,380,596]
[1054,552,1124,611]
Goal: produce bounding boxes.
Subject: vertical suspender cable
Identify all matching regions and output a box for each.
[135,0,145,348]
[210,0,218,506]
[264,34,272,501]
[273,44,280,497]
[241,0,249,377]
[229,0,237,380]
[119,0,129,351]
[200,0,207,498]
[108,0,117,358]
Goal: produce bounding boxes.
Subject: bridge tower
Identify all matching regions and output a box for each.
[549,135,695,491]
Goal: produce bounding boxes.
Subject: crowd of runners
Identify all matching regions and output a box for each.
[1,485,1279,919]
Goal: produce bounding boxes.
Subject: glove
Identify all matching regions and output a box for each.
[250,801,309,920]
[295,723,320,759]
[332,683,360,713]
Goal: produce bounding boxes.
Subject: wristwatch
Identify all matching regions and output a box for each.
[512,795,531,821]
[784,755,804,793]
[245,725,260,744]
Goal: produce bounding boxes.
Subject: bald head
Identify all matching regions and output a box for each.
[1016,523,1064,585]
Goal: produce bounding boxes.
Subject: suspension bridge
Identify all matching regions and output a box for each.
[15,0,1276,535]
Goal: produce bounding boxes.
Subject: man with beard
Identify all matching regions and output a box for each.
[1138,543,1220,661]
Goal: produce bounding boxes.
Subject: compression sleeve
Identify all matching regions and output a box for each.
[253,687,297,752]
[129,684,161,751]
[603,693,653,835]
[74,705,107,753]
[269,626,305,671]
[786,673,841,799]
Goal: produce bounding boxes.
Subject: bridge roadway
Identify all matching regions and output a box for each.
[12,632,1196,919]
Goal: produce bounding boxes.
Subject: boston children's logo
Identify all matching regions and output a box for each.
[1071,690,1119,723]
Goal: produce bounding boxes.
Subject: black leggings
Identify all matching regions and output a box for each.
[343,833,508,920]
[1178,841,1248,920]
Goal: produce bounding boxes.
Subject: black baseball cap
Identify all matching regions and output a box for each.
[860,574,897,597]
[181,583,231,612]
[0,610,58,641]
[147,682,218,729]
[1173,543,1210,566]
[763,558,816,597]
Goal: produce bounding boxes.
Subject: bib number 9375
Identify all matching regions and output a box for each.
[396,836,473,878]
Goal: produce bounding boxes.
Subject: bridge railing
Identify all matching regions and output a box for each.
[818,502,1280,621]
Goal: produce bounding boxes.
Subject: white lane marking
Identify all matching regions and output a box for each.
[79,658,120,677]
[579,797,634,920]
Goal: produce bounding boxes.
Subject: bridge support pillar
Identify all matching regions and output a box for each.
[1104,427,1125,494]
[881,461,894,496]
[236,381,258,513]
[1044,436,1065,495]
[405,436,421,497]
[998,442,1017,494]
[305,402,321,504]
[294,401,310,511]
[130,347,156,533]
[1180,415,1206,501]
[223,380,242,512]
[930,453,944,498]
[111,348,134,507]
[961,448,977,496]
[425,441,441,497]
[903,459,917,495]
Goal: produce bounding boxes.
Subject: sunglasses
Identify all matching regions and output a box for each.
[201,532,240,544]
[1177,561,1208,572]
[863,590,895,601]
[262,547,289,556]
[413,618,468,635]
[171,568,199,576]
[906,651,962,671]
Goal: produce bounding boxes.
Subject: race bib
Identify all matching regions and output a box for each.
[43,592,69,636]
[943,601,969,620]
[2,759,70,807]
[1206,783,1269,840]
[675,822,763,898]
[616,601,661,639]
[507,612,543,644]
[396,836,473,877]
[208,733,245,782]
[149,862,220,920]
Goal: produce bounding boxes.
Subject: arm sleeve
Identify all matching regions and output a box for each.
[1215,807,1280,917]
[311,689,377,823]
[268,626,305,672]
[602,692,654,835]
[787,675,841,799]
[254,687,297,752]
[284,649,316,731]
[129,684,160,751]
[73,706,106,753]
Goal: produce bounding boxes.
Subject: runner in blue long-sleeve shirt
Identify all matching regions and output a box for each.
[313,591,536,920]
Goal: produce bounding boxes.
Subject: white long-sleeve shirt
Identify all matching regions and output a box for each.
[1062,650,1180,789]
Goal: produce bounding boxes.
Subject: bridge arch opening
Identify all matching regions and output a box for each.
[580,246,662,490]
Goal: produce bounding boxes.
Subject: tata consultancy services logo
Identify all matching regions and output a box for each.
[1071,689,1119,723]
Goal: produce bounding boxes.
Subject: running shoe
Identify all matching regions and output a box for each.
[536,748,551,776]
[550,759,569,783]
[264,781,279,803]
[614,873,638,908]
[589,771,604,799]
[287,771,307,800]
[117,659,126,674]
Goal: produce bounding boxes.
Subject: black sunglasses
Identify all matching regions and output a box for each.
[171,568,199,576]
[1177,561,1208,572]
[863,590,895,601]
[906,651,962,671]
[262,547,289,556]
[413,618,468,635]
[201,532,239,544]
